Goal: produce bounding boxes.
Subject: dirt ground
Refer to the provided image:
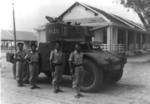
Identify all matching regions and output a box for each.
[1,53,150,104]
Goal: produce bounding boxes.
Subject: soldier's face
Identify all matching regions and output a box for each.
[31,46,36,52]
[75,44,81,51]
[55,43,60,50]
[18,44,23,50]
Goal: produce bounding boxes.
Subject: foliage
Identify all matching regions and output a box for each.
[114,0,150,33]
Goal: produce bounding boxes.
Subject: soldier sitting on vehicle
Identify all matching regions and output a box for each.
[25,44,40,89]
[49,41,63,94]
[69,43,84,98]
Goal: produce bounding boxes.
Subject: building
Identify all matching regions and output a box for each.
[1,30,37,50]
[58,2,150,53]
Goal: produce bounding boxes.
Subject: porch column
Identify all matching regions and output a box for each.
[125,30,128,52]
[112,27,118,52]
[107,26,113,51]
[11,41,12,48]
[3,41,5,49]
[134,32,137,51]
[115,28,118,52]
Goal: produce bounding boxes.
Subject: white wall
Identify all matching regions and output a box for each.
[23,41,29,49]
[94,29,103,42]
[63,5,96,20]
[112,28,118,44]
[37,30,46,44]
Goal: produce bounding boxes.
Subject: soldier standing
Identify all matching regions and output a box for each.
[49,41,63,94]
[69,43,84,98]
[25,44,40,89]
[14,42,26,87]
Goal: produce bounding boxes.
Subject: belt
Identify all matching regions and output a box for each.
[29,62,39,64]
[53,63,62,66]
[17,60,25,62]
[74,64,83,67]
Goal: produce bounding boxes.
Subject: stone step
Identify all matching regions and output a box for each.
[125,51,135,56]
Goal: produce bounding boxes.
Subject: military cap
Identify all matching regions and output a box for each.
[17,42,24,46]
[30,44,37,48]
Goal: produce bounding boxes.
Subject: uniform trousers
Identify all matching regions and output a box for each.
[16,61,25,83]
[29,63,39,87]
[72,66,84,88]
[52,65,63,85]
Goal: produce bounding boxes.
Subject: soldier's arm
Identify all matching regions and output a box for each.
[24,54,31,63]
[37,52,40,62]
[69,61,73,74]
[69,53,74,74]
[49,51,54,68]
[13,52,17,62]
[13,52,19,61]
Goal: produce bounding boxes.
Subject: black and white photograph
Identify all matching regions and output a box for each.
[1,0,150,104]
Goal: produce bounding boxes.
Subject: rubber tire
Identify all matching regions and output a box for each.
[44,71,52,79]
[81,59,103,93]
[109,68,123,84]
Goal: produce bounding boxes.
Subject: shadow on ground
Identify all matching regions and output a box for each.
[97,82,145,95]
[36,74,145,95]
[37,75,72,88]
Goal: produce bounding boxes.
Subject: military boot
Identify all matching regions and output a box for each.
[17,80,22,87]
[20,80,25,86]
[53,84,57,94]
[56,84,63,92]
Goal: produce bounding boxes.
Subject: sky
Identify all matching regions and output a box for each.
[0,0,142,32]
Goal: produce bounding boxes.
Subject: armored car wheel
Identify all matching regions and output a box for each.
[109,68,123,83]
[81,59,103,93]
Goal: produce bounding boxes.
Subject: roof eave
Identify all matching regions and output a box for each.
[59,2,79,18]
[111,23,147,33]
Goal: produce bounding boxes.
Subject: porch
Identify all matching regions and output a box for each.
[93,26,150,53]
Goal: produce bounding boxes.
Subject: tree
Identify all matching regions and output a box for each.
[114,0,150,34]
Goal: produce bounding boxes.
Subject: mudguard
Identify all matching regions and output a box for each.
[84,51,124,71]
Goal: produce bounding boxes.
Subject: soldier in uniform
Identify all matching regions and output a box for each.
[25,44,40,89]
[49,41,63,94]
[69,43,84,98]
[14,42,26,87]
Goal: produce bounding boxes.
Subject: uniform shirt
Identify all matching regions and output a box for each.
[49,49,62,64]
[69,50,83,65]
[25,51,39,63]
[14,50,26,60]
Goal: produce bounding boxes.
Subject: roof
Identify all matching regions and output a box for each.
[1,30,14,40]
[90,24,109,31]
[1,30,37,41]
[59,2,146,32]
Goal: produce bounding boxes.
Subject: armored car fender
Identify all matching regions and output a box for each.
[81,51,126,92]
